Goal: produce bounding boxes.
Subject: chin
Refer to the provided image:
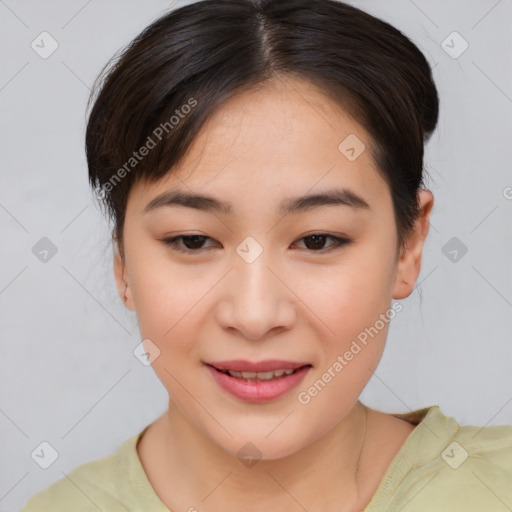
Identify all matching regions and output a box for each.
[213,427,314,466]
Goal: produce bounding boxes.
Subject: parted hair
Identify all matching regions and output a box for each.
[85,0,439,259]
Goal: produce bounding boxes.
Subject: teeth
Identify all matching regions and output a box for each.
[225,368,297,380]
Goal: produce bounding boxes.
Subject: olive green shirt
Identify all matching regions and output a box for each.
[20,405,512,511]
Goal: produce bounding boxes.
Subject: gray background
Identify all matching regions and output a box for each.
[1,0,511,510]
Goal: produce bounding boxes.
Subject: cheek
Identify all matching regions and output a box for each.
[294,250,395,405]
[129,253,221,372]
[294,262,393,427]
[134,274,202,344]
[127,240,199,329]
[297,255,394,342]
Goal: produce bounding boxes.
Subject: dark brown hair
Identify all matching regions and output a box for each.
[86,0,439,260]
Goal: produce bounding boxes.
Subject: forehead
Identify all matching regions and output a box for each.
[130,76,390,214]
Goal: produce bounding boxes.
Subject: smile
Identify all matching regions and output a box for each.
[217,368,299,381]
[205,363,312,403]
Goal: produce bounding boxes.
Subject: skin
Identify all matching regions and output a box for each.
[113,76,433,512]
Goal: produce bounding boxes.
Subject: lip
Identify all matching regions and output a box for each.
[205,363,312,403]
[205,359,311,372]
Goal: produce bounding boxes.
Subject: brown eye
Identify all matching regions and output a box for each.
[293,234,351,252]
[163,235,217,253]
[162,233,351,255]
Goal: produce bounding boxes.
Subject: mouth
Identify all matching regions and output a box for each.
[207,364,312,382]
[204,359,312,377]
[204,360,313,403]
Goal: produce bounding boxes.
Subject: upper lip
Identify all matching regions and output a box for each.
[205,360,312,372]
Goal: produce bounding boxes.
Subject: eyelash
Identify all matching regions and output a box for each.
[162,233,352,254]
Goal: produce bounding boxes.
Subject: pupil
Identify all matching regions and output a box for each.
[306,235,325,250]
[185,235,205,249]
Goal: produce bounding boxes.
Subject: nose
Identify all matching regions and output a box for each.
[215,249,297,340]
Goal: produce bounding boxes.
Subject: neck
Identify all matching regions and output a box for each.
[155,399,370,512]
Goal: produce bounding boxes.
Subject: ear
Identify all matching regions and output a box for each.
[392,189,434,300]
[113,239,135,311]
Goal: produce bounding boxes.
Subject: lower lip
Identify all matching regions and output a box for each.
[205,364,311,403]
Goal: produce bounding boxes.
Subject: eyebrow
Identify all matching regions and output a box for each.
[143,188,371,216]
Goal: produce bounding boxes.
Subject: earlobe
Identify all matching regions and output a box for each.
[392,189,434,300]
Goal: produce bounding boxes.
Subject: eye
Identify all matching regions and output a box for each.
[163,233,351,254]
[163,234,218,253]
[291,233,351,252]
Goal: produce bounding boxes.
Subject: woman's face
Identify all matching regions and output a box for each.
[116,76,430,460]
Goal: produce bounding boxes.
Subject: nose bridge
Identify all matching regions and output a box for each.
[235,238,278,311]
[219,236,294,339]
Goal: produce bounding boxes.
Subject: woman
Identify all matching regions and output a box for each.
[21,0,512,510]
